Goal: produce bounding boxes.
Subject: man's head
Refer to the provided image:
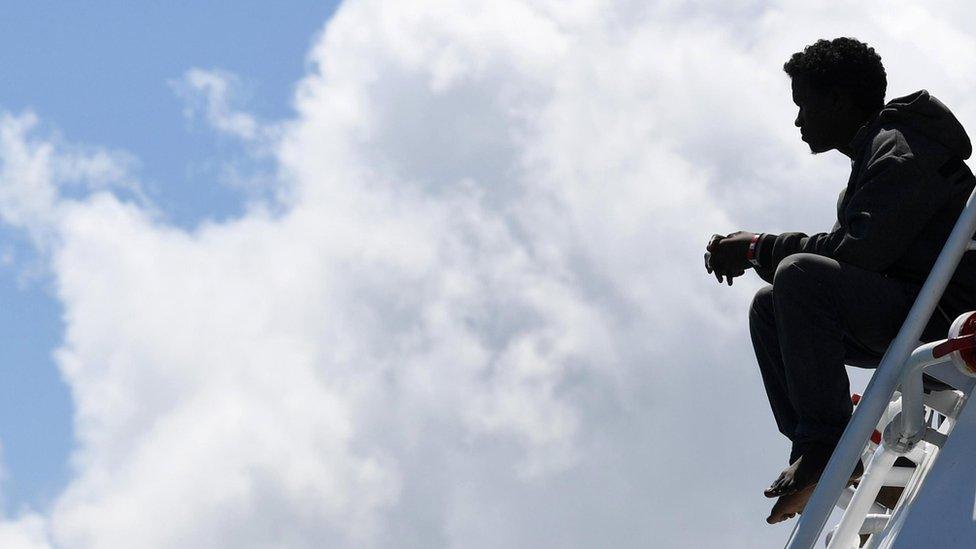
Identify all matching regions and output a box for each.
[784,38,887,155]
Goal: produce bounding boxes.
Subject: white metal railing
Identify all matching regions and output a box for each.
[825,341,961,548]
[785,186,976,548]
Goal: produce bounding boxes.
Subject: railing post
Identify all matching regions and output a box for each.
[786,188,976,548]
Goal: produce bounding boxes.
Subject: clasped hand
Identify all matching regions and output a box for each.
[705,231,756,286]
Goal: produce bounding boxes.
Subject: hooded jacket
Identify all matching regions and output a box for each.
[754,90,976,322]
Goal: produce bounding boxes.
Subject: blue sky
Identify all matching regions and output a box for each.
[0,1,339,512]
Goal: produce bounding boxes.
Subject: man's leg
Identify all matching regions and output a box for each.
[752,253,918,522]
[772,253,917,455]
[756,252,938,527]
[750,285,798,450]
[748,279,915,461]
[749,253,952,522]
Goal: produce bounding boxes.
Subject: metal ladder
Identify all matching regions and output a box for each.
[822,375,971,547]
[785,186,976,548]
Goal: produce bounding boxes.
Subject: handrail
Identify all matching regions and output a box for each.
[786,187,976,548]
[893,340,951,443]
[826,341,952,549]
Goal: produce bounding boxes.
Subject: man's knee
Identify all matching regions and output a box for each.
[773,253,835,291]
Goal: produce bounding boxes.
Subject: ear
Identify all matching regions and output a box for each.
[826,87,844,111]
[828,86,856,113]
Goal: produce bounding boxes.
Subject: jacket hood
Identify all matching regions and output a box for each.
[856,90,973,159]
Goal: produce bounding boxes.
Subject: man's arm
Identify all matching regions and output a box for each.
[756,132,953,273]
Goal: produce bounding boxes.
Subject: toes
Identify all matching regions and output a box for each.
[765,477,787,497]
[765,482,796,498]
[766,502,800,524]
[766,511,794,525]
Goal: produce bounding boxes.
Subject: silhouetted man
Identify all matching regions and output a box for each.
[706,37,976,524]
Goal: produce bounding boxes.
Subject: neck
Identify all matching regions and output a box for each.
[836,110,878,159]
[837,142,857,159]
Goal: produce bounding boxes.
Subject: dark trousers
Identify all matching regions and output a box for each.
[749,253,948,458]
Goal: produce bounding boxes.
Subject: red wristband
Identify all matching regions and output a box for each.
[746,234,761,262]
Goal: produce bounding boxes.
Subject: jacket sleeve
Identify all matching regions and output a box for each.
[756,134,949,273]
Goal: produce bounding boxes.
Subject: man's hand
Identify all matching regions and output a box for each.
[705,231,755,285]
[705,250,745,285]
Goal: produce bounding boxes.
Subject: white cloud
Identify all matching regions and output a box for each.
[2,1,976,547]
[0,112,62,248]
[172,69,277,146]
[0,514,50,549]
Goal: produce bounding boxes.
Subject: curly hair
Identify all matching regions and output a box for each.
[784,37,887,114]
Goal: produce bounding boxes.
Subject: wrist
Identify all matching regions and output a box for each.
[747,233,762,267]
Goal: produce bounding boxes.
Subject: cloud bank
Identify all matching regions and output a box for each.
[2,1,976,547]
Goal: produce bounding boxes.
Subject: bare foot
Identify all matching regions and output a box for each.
[764,442,864,498]
[766,460,864,524]
[764,444,835,498]
[767,484,815,524]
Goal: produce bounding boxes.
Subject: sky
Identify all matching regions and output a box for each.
[1,1,976,548]
[0,0,338,527]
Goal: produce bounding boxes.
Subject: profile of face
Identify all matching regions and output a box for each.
[791,76,839,154]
